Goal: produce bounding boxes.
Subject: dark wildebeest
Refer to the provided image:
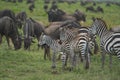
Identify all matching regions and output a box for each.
[0,9,16,22]
[96,6,104,13]
[12,0,16,3]
[86,6,96,12]
[23,18,34,50]
[0,16,22,50]
[29,3,35,12]
[16,11,27,29]
[43,4,48,12]
[47,8,86,22]
[26,0,34,4]
[18,0,23,3]
[73,9,86,22]
[80,1,89,6]
[106,3,111,6]
[44,0,50,4]
[47,9,65,22]
[23,18,51,60]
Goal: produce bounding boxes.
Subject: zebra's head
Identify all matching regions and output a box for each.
[59,27,73,41]
[39,33,47,46]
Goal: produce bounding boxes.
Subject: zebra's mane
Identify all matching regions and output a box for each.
[95,18,108,29]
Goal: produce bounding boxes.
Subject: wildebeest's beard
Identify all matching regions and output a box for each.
[11,35,22,50]
[17,20,23,29]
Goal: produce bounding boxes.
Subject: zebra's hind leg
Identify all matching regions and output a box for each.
[109,54,112,69]
[85,53,90,69]
[51,51,56,69]
[60,52,67,69]
[69,51,76,71]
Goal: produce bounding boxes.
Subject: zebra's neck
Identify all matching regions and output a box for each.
[65,29,79,42]
[97,26,108,38]
[46,36,61,51]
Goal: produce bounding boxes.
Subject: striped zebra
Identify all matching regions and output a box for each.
[90,18,120,68]
[59,26,96,70]
[60,26,98,55]
[38,33,67,69]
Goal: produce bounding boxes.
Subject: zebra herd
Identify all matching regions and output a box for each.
[38,18,120,71]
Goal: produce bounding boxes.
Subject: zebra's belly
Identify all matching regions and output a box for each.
[104,45,120,55]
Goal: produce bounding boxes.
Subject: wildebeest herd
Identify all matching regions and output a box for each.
[0,0,120,71]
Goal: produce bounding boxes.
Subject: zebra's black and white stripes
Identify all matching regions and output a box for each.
[39,33,71,69]
[39,33,62,68]
[59,27,96,69]
[90,18,120,68]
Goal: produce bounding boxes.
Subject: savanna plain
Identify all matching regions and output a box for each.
[0,0,120,80]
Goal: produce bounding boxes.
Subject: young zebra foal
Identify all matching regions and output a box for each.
[38,33,67,69]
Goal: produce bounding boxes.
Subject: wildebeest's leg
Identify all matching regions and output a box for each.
[6,36,10,48]
[42,44,51,60]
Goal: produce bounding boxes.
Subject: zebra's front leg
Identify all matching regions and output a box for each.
[60,52,67,69]
[51,51,56,69]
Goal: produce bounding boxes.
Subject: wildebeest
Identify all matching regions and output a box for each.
[0,9,16,22]
[47,8,66,22]
[18,0,23,2]
[23,18,45,50]
[73,9,86,22]
[23,18,51,60]
[26,0,34,4]
[0,16,22,50]
[44,0,50,4]
[29,3,35,12]
[47,8,86,22]
[96,6,104,13]
[43,4,48,12]
[43,20,81,40]
[16,11,27,29]
[23,18,34,50]
[86,6,96,12]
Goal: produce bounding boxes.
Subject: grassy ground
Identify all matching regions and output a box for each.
[0,0,120,80]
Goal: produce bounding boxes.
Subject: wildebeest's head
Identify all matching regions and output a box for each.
[24,37,33,50]
[73,9,86,22]
[16,11,27,29]
[12,36,22,50]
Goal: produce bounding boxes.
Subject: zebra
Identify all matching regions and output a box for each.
[38,33,67,69]
[60,26,98,55]
[90,18,120,68]
[59,26,96,70]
